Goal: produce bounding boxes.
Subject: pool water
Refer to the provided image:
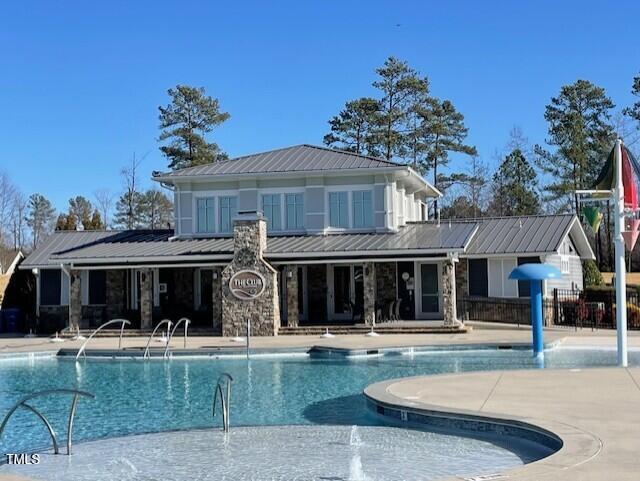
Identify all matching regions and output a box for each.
[0,346,637,457]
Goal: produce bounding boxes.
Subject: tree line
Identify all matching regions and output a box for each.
[2,59,639,271]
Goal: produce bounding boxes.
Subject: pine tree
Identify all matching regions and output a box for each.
[623,73,640,124]
[373,57,429,161]
[159,85,230,170]
[535,80,615,213]
[417,98,476,210]
[26,193,56,248]
[323,98,382,156]
[140,190,173,229]
[490,149,540,216]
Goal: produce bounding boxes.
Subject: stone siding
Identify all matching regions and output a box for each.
[307,264,327,322]
[442,259,457,326]
[363,262,375,325]
[285,265,299,327]
[106,270,126,320]
[212,266,223,334]
[69,269,81,332]
[221,215,280,336]
[140,268,153,329]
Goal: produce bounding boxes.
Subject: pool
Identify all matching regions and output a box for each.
[0,346,637,480]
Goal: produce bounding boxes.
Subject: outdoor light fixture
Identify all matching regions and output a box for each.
[212,272,218,279]
[287,270,293,278]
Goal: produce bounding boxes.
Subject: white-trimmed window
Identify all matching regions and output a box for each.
[488,258,518,297]
[196,197,215,233]
[560,255,570,274]
[285,193,304,230]
[329,192,349,228]
[218,196,238,233]
[262,194,282,231]
[352,190,373,228]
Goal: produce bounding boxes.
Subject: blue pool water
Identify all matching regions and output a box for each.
[0,345,637,456]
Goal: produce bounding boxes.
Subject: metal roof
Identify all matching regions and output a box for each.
[461,214,583,256]
[22,215,593,268]
[153,144,404,179]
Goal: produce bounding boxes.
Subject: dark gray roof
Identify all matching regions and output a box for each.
[153,144,403,179]
[461,214,579,255]
[22,215,592,267]
[24,223,476,266]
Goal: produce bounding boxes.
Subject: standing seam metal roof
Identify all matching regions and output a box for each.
[21,215,585,267]
[153,144,404,178]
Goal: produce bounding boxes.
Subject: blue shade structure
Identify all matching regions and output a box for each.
[509,264,562,359]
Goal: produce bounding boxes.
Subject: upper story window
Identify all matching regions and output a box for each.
[219,196,238,233]
[329,192,349,228]
[285,193,304,230]
[196,197,215,233]
[262,194,282,231]
[352,190,373,228]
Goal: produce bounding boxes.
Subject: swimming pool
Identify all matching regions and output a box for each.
[0,346,637,480]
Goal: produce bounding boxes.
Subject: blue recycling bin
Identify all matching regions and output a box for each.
[2,308,22,332]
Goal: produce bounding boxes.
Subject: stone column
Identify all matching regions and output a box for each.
[442,259,458,326]
[285,265,299,327]
[363,262,376,325]
[139,269,153,329]
[212,266,223,334]
[68,269,82,332]
[106,270,125,320]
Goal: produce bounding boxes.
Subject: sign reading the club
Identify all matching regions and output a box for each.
[229,270,266,300]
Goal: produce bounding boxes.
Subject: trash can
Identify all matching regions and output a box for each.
[2,308,22,332]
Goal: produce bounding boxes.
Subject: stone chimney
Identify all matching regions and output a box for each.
[221,211,280,336]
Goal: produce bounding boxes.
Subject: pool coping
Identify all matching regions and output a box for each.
[364,370,609,481]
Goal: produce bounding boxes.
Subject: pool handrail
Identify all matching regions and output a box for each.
[163,317,190,359]
[75,319,131,360]
[212,373,233,432]
[143,319,173,359]
[0,388,95,455]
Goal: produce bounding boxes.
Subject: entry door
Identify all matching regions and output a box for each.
[396,261,416,320]
[327,265,364,321]
[417,263,442,319]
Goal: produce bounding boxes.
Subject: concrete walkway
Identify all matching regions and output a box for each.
[366,367,640,480]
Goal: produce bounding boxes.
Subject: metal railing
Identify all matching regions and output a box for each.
[212,373,233,432]
[143,319,173,359]
[163,317,190,359]
[75,319,131,360]
[0,389,95,455]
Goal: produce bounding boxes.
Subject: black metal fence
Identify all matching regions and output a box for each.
[462,289,640,330]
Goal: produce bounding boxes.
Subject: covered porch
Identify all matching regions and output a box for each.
[277,258,459,328]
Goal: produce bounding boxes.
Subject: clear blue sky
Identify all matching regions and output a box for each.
[1,0,639,211]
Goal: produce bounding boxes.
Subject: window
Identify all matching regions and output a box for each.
[218,196,238,233]
[329,192,348,228]
[196,197,215,233]
[560,255,570,274]
[468,259,488,297]
[40,269,62,305]
[88,270,106,305]
[352,190,373,228]
[286,193,304,230]
[488,258,518,297]
[262,194,282,231]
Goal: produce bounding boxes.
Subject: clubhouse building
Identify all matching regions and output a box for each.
[21,145,594,335]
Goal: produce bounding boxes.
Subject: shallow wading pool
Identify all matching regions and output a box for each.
[0,346,638,480]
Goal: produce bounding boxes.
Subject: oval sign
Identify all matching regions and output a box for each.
[229,269,266,300]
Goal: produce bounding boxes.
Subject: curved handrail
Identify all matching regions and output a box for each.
[163,317,190,359]
[212,373,233,432]
[143,319,173,359]
[75,319,131,360]
[0,389,95,455]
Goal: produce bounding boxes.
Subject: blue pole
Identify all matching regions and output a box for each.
[529,280,544,359]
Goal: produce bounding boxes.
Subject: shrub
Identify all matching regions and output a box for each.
[583,260,603,287]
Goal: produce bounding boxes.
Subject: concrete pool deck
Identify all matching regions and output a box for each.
[1,323,640,354]
[366,367,640,480]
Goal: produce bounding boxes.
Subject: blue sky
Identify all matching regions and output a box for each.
[1,0,639,211]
